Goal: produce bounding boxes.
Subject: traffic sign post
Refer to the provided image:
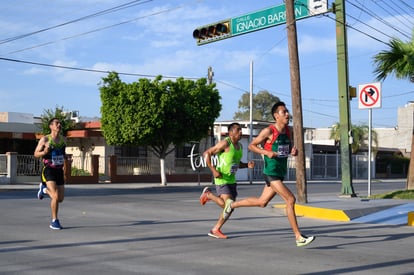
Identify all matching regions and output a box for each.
[358,82,382,197]
[358,82,381,109]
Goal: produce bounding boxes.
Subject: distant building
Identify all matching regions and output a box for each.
[0,112,38,154]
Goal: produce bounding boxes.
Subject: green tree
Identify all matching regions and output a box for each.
[99,72,221,185]
[330,123,378,154]
[38,106,76,136]
[233,90,280,121]
[373,37,414,82]
[373,35,414,190]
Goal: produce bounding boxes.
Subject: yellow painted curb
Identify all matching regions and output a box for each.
[273,204,350,222]
[408,212,414,226]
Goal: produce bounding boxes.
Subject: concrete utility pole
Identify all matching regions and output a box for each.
[285,0,307,203]
[334,0,356,196]
[207,66,214,85]
[207,66,215,184]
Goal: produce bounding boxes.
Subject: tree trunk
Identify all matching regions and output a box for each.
[407,132,414,190]
[160,158,167,186]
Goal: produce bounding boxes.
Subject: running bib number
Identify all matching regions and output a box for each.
[230,164,239,174]
[278,145,290,158]
[51,155,65,166]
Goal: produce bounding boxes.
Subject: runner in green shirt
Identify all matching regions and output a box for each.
[200,122,254,239]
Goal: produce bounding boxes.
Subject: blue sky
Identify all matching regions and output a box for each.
[1,0,413,128]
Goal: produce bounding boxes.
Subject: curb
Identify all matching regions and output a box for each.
[273,204,350,222]
[407,212,414,226]
[274,203,414,226]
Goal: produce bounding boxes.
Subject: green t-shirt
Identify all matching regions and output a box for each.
[214,137,243,185]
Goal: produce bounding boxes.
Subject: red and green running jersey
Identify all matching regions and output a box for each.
[263,125,291,177]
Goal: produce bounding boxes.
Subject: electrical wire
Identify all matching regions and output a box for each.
[346,0,411,40]
[6,4,188,55]
[398,0,414,13]
[370,0,414,32]
[0,56,199,80]
[0,0,152,45]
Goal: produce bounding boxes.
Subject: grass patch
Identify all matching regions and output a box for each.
[369,190,414,199]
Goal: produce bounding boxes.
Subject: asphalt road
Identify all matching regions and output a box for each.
[0,180,413,275]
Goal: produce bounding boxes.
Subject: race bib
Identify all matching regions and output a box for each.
[278,145,290,158]
[230,164,239,174]
[51,154,65,166]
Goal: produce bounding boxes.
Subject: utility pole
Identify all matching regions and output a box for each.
[334,0,356,196]
[207,66,214,85]
[207,66,215,184]
[285,0,307,203]
[249,61,254,184]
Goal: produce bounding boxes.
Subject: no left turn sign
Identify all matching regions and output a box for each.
[358,82,381,109]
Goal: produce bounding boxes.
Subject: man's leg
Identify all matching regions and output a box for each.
[268,180,301,239]
[45,181,59,220]
[206,192,225,208]
[208,193,232,239]
[57,184,65,203]
[222,185,275,221]
[231,185,275,208]
[215,193,232,223]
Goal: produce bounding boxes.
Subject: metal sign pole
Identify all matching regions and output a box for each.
[368,108,372,197]
[249,60,253,184]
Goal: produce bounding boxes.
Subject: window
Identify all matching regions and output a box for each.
[114,145,147,158]
[175,143,193,158]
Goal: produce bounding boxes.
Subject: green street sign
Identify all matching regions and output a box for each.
[231,0,312,36]
[193,0,328,45]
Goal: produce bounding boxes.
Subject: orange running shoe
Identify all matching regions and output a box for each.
[199,187,211,205]
[208,228,228,239]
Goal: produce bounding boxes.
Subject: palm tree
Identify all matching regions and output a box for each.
[373,35,414,190]
[330,123,378,154]
[373,37,414,82]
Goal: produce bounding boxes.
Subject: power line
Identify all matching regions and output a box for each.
[323,13,387,45]
[347,0,411,40]
[0,0,152,45]
[371,0,414,31]
[0,56,199,80]
[3,2,193,56]
[398,0,414,13]
[6,4,186,55]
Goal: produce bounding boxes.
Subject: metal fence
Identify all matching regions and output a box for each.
[311,153,370,179]
[116,157,153,175]
[115,157,204,176]
[250,156,297,181]
[249,153,371,181]
[16,155,42,176]
[2,152,375,180]
[0,154,7,175]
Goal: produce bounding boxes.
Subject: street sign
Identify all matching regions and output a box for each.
[231,0,328,36]
[358,82,381,109]
[193,0,328,45]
